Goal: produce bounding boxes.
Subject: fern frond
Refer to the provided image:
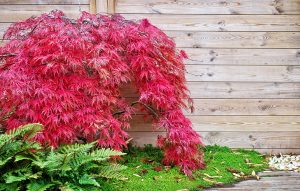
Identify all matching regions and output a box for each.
[27,180,54,191]
[2,165,33,183]
[79,174,100,187]
[0,157,13,168]
[44,152,72,172]
[0,123,42,151]
[95,164,127,180]
[59,182,84,191]
[0,183,21,191]
[15,153,38,162]
[69,153,92,170]
[90,148,125,161]
[58,142,96,154]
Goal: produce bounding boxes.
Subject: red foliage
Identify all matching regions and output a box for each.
[0,10,204,174]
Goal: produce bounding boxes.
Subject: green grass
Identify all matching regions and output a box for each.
[99,145,267,191]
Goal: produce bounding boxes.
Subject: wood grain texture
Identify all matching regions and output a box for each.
[0,32,299,65]
[208,171,300,190]
[185,65,300,82]
[0,5,89,22]
[122,14,300,31]
[189,99,300,115]
[128,131,300,149]
[183,48,300,66]
[96,0,108,13]
[89,0,97,14]
[1,34,299,65]
[0,23,10,38]
[1,24,299,64]
[186,82,300,98]
[187,82,300,98]
[242,148,300,155]
[128,115,300,132]
[122,82,300,98]
[2,43,299,83]
[123,98,300,115]
[0,0,90,4]
[115,0,300,15]
[107,0,115,14]
[165,31,300,48]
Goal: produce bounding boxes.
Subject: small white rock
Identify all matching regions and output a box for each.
[269,154,300,171]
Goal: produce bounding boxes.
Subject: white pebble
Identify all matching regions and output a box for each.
[269,154,300,171]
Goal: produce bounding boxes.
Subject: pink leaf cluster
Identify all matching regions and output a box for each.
[0,10,204,174]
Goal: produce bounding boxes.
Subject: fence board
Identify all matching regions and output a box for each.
[0,0,89,4]
[186,82,300,98]
[0,23,10,38]
[115,0,300,15]
[185,65,300,82]
[128,115,300,132]
[122,14,300,31]
[0,5,89,22]
[166,31,300,48]
[189,99,300,115]
[124,98,300,116]
[183,48,300,66]
[122,82,300,98]
[128,131,300,149]
[252,148,300,155]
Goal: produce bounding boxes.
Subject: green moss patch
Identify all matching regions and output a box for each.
[99,145,267,191]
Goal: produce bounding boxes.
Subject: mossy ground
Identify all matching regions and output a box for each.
[99,145,267,191]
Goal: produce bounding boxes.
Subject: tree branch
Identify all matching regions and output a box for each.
[112,101,159,118]
[0,53,17,58]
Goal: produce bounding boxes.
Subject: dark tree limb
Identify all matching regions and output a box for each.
[0,53,17,58]
[113,100,159,118]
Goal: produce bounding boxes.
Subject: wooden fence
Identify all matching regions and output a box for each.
[0,0,299,154]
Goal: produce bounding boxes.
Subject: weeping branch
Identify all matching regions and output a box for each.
[113,101,159,118]
[0,53,16,58]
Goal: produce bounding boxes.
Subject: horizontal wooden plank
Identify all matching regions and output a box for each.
[0,23,10,38]
[189,99,300,115]
[258,171,300,177]
[1,31,300,50]
[4,14,300,32]
[165,31,300,48]
[122,14,300,31]
[0,0,89,4]
[1,32,299,65]
[128,131,300,149]
[186,82,300,98]
[124,98,300,115]
[128,115,300,132]
[1,34,299,65]
[2,43,299,83]
[115,0,300,15]
[208,175,300,190]
[244,148,300,154]
[122,82,300,98]
[0,5,89,22]
[183,48,300,66]
[185,65,300,82]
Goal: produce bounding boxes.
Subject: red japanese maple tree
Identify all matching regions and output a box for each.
[0,10,204,174]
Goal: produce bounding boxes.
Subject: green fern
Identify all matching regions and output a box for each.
[90,148,125,161]
[0,123,43,148]
[79,174,100,187]
[96,163,127,180]
[0,183,21,191]
[27,180,54,191]
[0,124,42,169]
[0,123,127,191]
